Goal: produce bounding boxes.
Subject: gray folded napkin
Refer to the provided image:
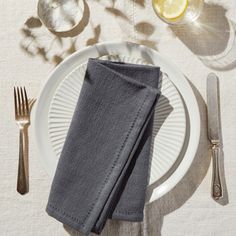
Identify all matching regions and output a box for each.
[46,58,160,235]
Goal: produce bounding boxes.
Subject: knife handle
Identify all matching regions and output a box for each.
[212,145,223,200]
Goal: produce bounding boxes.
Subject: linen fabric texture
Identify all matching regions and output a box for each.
[46,58,160,235]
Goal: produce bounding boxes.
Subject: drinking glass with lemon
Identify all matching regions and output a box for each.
[152,0,203,25]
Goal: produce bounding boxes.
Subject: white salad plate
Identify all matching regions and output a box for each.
[33,42,200,203]
[48,54,186,185]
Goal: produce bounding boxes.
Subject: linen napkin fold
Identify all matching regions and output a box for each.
[46,58,160,235]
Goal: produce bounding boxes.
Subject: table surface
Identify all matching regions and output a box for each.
[1,0,236,235]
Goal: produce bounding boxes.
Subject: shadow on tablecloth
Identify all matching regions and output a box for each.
[19,0,102,65]
[170,2,236,71]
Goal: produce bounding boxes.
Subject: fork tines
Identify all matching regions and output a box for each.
[14,87,29,118]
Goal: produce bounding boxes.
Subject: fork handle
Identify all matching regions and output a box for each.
[212,145,223,200]
[17,128,29,195]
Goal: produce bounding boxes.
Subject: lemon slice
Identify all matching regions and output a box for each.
[153,0,188,20]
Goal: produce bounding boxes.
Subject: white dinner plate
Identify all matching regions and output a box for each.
[33,42,200,203]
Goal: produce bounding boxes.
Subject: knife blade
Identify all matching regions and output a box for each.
[207,73,221,144]
[207,73,223,200]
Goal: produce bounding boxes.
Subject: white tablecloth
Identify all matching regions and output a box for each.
[1,0,236,235]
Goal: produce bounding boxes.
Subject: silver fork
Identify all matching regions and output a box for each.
[14,87,31,195]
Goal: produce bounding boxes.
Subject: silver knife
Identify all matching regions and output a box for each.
[207,73,223,200]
